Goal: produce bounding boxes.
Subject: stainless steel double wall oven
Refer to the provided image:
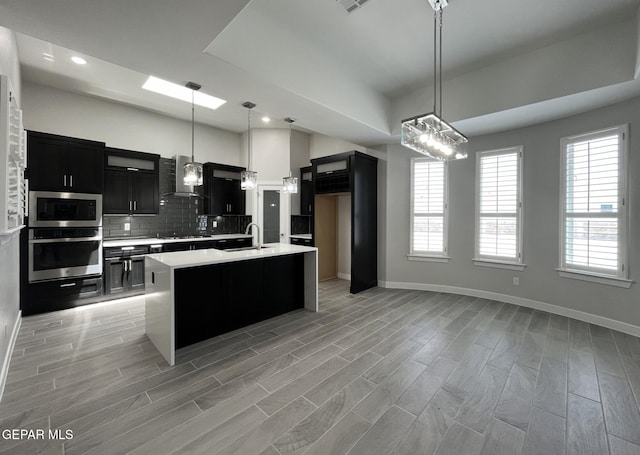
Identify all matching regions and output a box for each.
[27,191,103,283]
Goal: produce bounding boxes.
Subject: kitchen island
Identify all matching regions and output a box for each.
[144,243,318,365]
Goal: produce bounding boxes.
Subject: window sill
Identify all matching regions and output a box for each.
[408,254,450,263]
[557,269,633,289]
[473,259,526,271]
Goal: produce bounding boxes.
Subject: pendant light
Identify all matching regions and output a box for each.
[400,0,468,161]
[183,81,203,186]
[282,117,298,194]
[241,101,257,190]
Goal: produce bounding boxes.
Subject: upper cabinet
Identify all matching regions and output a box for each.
[27,131,105,194]
[300,166,313,215]
[203,163,246,215]
[103,147,159,215]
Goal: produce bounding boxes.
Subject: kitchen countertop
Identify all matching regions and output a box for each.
[146,243,316,269]
[290,234,312,240]
[103,234,252,247]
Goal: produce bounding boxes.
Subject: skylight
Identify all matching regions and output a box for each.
[142,76,226,110]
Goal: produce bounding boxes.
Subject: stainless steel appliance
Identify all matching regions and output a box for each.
[28,191,102,228]
[28,227,103,282]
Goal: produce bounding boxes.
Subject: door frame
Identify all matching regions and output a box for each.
[252,182,291,245]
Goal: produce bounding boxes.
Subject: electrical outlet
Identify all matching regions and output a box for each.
[124,222,130,231]
[513,277,520,286]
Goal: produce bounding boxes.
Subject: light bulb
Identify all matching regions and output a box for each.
[419,134,429,143]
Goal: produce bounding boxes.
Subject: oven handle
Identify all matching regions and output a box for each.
[29,236,103,244]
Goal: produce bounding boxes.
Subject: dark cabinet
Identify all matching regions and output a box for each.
[161,237,252,252]
[103,148,159,215]
[27,131,105,193]
[104,245,149,298]
[300,166,313,215]
[311,151,377,294]
[291,237,313,246]
[203,163,246,215]
[174,254,304,348]
[22,276,103,316]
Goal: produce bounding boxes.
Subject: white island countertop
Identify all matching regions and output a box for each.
[146,243,317,269]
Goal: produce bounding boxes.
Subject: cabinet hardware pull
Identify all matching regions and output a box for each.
[70,175,73,187]
[127,167,139,172]
[60,282,76,288]
[134,201,137,210]
[129,201,132,211]
[63,175,67,187]
[121,246,135,251]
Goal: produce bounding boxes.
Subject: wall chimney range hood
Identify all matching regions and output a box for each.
[169,155,202,196]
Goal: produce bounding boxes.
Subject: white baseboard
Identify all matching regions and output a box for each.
[379,280,640,338]
[0,310,21,403]
[337,273,351,281]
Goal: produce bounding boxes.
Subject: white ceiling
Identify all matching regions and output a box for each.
[1,0,639,146]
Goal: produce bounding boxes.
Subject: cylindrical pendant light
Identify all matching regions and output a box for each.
[183,81,203,186]
[241,101,257,190]
[282,117,298,194]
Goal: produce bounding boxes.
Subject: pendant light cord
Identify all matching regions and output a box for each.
[433,9,437,115]
[247,106,252,171]
[191,89,195,162]
[439,7,443,120]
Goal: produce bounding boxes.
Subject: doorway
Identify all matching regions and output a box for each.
[253,183,290,245]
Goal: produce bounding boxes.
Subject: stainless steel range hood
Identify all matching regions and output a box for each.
[170,155,202,196]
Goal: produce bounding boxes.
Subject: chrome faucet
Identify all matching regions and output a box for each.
[244,223,261,249]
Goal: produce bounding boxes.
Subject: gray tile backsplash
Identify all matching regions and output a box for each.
[103,158,251,238]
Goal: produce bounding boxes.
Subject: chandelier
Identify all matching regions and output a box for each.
[401,0,468,161]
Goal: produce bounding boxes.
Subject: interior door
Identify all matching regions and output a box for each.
[255,184,290,245]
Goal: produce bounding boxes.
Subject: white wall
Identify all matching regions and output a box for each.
[289,130,311,216]
[22,82,241,165]
[0,26,21,399]
[383,95,640,334]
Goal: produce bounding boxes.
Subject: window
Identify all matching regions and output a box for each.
[559,125,630,287]
[474,146,524,269]
[410,158,448,260]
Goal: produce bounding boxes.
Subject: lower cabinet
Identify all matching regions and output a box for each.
[290,237,313,246]
[104,256,146,298]
[22,276,103,316]
[174,254,304,348]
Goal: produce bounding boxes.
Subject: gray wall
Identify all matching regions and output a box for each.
[0,26,21,397]
[384,96,640,332]
[22,81,241,165]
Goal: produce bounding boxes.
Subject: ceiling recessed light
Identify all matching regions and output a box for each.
[42,53,55,62]
[262,116,270,123]
[142,76,226,110]
[71,56,87,65]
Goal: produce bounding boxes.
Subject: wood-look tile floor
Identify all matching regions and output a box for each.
[2,280,640,454]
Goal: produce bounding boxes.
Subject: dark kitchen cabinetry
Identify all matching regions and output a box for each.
[203,163,246,215]
[161,237,252,252]
[290,237,313,247]
[311,151,377,294]
[27,131,105,194]
[174,253,304,348]
[300,166,313,215]
[21,276,103,316]
[103,148,159,215]
[104,245,149,298]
